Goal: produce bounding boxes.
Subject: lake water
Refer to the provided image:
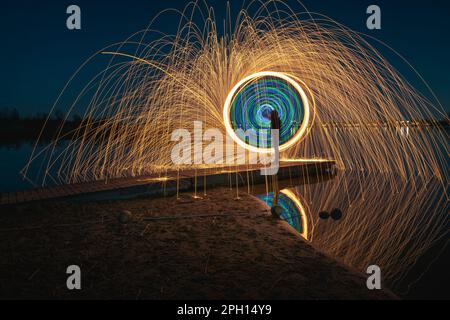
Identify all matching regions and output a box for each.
[1,143,37,193]
[0,141,69,192]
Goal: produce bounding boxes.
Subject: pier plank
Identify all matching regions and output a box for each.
[0,160,335,205]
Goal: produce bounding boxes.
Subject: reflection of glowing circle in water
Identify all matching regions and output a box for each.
[256,189,309,240]
[224,71,311,153]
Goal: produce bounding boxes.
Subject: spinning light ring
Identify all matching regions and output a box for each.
[224,71,311,153]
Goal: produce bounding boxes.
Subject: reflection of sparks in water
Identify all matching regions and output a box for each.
[291,173,448,293]
[258,173,448,292]
[256,189,309,240]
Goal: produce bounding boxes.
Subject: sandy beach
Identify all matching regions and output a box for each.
[0,188,396,300]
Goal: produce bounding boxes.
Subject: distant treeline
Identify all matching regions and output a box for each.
[0,108,84,148]
[0,107,448,148]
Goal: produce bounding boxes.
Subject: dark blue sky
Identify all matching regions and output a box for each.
[1,0,449,115]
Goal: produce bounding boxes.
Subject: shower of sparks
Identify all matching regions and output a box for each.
[23,1,448,185]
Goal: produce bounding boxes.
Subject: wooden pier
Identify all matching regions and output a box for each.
[0,160,336,205]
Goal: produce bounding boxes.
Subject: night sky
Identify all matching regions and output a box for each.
[1,0,449,115]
